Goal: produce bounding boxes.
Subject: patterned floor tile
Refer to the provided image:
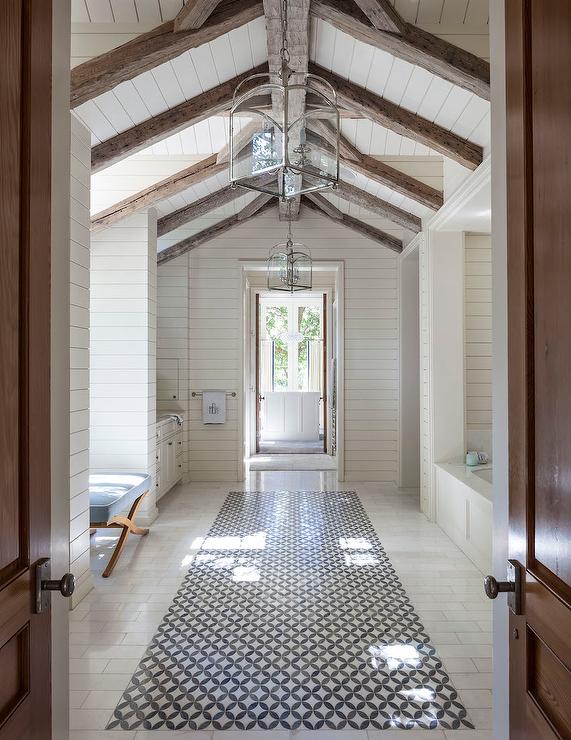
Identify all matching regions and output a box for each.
[108,491,473,732]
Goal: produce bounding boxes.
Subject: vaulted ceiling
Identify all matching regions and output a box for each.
[71,0,490,262]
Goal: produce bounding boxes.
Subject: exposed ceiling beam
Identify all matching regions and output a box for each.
[352,0,405,33]
[308,119,362,162]
[157,172,420,235]
[346,152,443,210]
[91,63,267,172]
[157,173,274,235]
[311,0,490,100]
[309,62,483,170]
[216,120,260,164]
[174,0,224,30]
[335,180,421,232]
[303,194,402,253]
[264,0,311,220]
[305,128,443,210]
[157,186,240,236]
[91,155,225,230]
[70,0,263,108]
[158,194,274,264]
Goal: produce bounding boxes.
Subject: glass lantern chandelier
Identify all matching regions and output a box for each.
[229,0,340,200]
[267,204,312,293]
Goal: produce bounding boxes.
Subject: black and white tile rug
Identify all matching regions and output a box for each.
[108,490,474,731]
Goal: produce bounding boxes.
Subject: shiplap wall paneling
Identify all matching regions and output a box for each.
[464,233,492,454]
[69,114,93,608]
[90,211,159,524]
[157,253,189,479]
[157,208,400,483]
[419,235,432,517]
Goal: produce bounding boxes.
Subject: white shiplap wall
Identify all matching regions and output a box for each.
[90,211,159,523]
[419,235,431,517]
[464,232,492,454]
[157,253,189,479]
[69,114,93,608]
[157,207,400,483]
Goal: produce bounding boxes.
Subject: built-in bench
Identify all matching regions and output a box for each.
[89,473,152,577]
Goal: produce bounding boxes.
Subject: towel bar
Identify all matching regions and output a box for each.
[192,391,237,397]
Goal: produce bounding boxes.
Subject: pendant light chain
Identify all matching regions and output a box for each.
[280,0,290,69]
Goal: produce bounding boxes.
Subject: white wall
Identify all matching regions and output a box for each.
[69,114,93,607]
[157,253,190,480]
[420,229,465,520]
[464,233,492,456]
[419,235,432,516]
[90,211,159,523]
[399,247,420,488]
[157,207,400,483]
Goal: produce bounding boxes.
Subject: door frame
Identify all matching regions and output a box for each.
[254,293,328,452]
[240,260,345,480]
[50,2,72,738]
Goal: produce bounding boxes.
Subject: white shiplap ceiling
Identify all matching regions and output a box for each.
[72,0,489,26]
[75,1,488,244]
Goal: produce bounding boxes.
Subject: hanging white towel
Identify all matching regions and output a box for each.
[202,390,226,424]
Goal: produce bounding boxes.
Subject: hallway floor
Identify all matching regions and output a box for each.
[247,455,337,471]
[70,472,492,740]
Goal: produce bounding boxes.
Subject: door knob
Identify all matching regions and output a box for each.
[42,573,75,598]
[35,558,75,613]
[484,575,514,599]
[483,560,523,614]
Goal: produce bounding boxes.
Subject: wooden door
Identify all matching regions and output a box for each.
[0,0,53,736]
[506,1,571,737]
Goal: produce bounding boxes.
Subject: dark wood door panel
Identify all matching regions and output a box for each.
[507,1,571,737]
[0,0,53,736]
[0,0,25,581]
[531,0,571,598]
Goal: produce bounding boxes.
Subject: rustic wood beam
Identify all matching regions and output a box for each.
[157,173,274,235]
[308,119,362,162]
[305,128,443,210]
[91,155,225,230]
[303,194,402,253]
[174,0,223,30]
[352,0,405,33]
[311,0,490,101]
[216,120,259,164]
[157,186,239,236]
[91,63,267,172]
[335,179,422,232]
[158,194,274,264]
[71,0,263,108]
[346,152,443,210]
[264,0,311,220]
[309,62,483,169]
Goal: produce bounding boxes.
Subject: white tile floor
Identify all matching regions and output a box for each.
[247,455,337,471]
[69,472,493,740]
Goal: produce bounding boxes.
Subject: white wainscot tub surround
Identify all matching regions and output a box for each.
[435,463,493,574]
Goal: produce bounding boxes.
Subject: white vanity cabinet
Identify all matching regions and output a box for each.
[155,416,184,502]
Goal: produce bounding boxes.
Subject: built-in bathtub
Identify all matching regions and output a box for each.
[434,463,493,574]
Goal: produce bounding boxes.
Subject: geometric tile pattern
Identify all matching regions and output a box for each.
[108,490,474,731]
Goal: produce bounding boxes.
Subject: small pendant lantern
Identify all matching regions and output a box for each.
[267,203,312,293]
[229,0,340,200]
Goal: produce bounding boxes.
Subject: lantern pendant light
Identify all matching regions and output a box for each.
[267,202,312,293]
[229,0,340,201]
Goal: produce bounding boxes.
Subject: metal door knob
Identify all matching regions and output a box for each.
[484,575,515,599]
[42,573,75,598]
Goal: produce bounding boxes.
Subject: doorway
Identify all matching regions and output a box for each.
[256,293,327,455]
